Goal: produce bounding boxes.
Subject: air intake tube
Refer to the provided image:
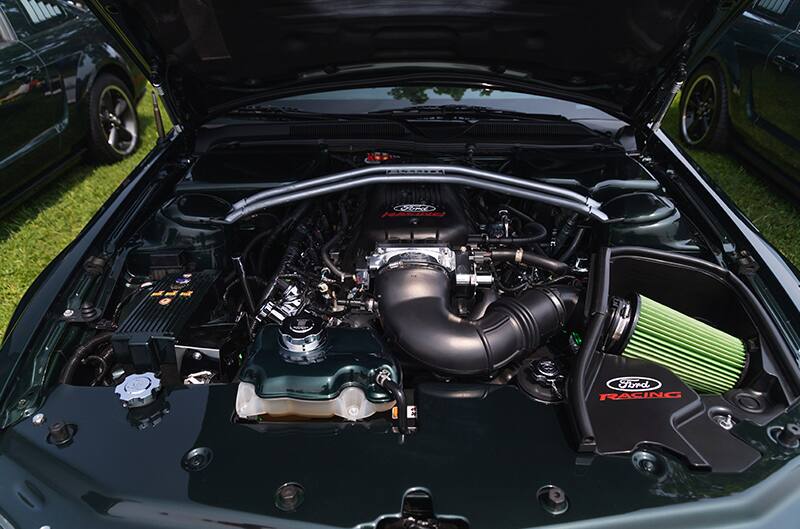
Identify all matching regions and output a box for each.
[376,265,579,377]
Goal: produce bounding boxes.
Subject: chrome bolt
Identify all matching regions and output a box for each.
[713,414,735,431]
[32,413,46,426]
[63,309,74,318]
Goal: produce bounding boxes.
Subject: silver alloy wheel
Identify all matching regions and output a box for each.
[98,85,138,156]
[680,74,717,146]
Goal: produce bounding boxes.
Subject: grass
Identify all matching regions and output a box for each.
[0,97,163,343]
[661,97,800,266]
[0,96,798,343]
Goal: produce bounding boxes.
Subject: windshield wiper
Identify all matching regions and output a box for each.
[232,104,568,123]
[229,105,349,119]
[369,104,568,121]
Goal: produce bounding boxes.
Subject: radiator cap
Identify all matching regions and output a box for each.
[115,372,161,408]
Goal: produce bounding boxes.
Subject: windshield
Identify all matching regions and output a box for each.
[260,86,619,122]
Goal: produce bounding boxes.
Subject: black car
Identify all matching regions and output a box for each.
[0,0,145,214]
[3,1,800,528]
[680,0,800,190]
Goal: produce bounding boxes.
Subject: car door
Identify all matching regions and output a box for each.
[739,0,800,173]
[0,0,63,202]
[763,3,800,170]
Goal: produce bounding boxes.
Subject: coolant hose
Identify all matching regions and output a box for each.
[377,373,408,434]
[376,265,579,377]
[489,249,572,275]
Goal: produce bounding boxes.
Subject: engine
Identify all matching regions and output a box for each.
[227,184,584,425]
[54,155,792,474]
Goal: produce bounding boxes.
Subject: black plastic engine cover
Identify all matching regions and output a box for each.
[360,184,469,245]
[586,354,760,472]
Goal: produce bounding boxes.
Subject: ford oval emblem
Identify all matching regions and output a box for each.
[393,204,437,213]
[606,376,663,392]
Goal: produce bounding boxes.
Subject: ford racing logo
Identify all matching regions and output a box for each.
[606,376,663,392]
[393,204,437,213]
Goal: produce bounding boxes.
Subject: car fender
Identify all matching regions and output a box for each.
[688,44,738,111]
[75,42,137,105]
[709,40,744,120]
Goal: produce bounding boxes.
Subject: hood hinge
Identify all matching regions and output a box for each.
[729,249,760,277]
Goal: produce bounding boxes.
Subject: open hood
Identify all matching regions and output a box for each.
[87,0,747,127]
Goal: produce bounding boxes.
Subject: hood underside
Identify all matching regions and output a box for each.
[88,0,745,126]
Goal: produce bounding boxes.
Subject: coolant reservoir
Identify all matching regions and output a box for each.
[235,316,399,421]
[236,384,394,420]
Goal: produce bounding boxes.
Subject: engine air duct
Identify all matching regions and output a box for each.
[375,264,578,377]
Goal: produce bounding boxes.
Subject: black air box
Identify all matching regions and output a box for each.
[112,271,219,370]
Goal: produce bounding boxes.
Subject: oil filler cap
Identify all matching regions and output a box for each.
[280,314,326,359]
[115,372,161,408]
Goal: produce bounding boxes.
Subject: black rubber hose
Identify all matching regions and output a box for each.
[467,224,547,245]
[552,213,579,255]
[84,346,114,387]
[380,378,408,434]
[256,203,309,273]
[242,230,273,269]
[523,222,549,240]
[321,203,351,282]
[252,221,313,333]
[376,266,579,377]
[222,276,267,305]
[570,311,606,452]
[500,204,538,225]
[467,235,542,246]
[256,220,309,308]
[468,236,541,246]
[569,248,610,452]
[489,249,572,275]
[59,332,114,385]
[557,227,586,262]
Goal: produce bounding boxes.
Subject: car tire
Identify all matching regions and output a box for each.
[679,62,730,150]
[87,73,139,164]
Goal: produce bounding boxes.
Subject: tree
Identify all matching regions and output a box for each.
[388,86,492,104]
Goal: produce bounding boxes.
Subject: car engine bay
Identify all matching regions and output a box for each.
[50,144,797,479]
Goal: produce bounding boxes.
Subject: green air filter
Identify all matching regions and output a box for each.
[617,295,747,394]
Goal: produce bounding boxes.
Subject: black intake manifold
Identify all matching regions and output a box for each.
[376,265,579,377]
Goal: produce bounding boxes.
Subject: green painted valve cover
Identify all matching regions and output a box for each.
[239,325,398,402]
